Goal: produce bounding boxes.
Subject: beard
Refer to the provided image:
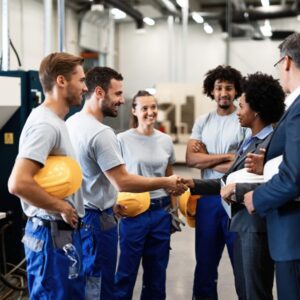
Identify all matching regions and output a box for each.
[218,103,231,110]
[101,97,118,118]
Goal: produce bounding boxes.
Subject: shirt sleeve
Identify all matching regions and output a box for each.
[18,123,57,165]
[190,114,208,140]
[91,128,124,172]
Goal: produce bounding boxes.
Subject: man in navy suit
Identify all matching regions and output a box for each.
[244,33,300,300]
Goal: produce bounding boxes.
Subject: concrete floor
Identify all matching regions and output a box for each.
[132,165,237,300]
[132,165,277,300]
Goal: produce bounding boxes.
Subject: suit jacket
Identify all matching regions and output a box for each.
[254,94,300,261]
[191,134,272,233]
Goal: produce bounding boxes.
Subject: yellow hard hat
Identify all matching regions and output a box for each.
[34,156,82,199]
[117,192,151,217]
[178,190,200,228]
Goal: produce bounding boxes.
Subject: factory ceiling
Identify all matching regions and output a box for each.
[65,0,299,39]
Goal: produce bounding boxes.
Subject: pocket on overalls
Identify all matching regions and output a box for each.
[22,234,45,276]
[50,222,73,249]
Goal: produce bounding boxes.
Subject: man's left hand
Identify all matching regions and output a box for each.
[244,191,255,214]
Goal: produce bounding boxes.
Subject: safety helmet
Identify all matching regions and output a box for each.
[117,192,151,217]
[178,190,200,228]
[226,168,264,184]
[264,155,282,182]
[34,156,82,199]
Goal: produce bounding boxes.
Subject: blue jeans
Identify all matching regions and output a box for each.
[115,205,171,300]
[81,208,118,300]
[23,219,84,300]
[193,195,236,300]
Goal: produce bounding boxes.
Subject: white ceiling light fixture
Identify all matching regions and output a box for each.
[261,0,270,7]
[191,12,204,24]
[161,0,177,13]
[203,22,213,34]
[260,19,272,37]
[143,17,155,26]
[111,8,127,19]
[91,4,104,12]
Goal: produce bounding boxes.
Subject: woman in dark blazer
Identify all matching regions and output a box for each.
[185,72,285,300]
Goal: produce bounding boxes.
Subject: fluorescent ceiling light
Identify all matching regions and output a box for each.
[91,4,104,12]
[143,17,155,26]
[191,12,204,24]
[203,22,213,34]
[161,0,177,13]
[261,0,270,7]
[111,8,127,19]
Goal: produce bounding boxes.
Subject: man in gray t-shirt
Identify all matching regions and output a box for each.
[186,65,247,300]
[8,52,88,299]
[66,67,186,300]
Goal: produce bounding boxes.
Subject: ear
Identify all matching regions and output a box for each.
[132,107,137,116]
[285,56,292,71]
[56,75,66,87]
[95,86,105,99]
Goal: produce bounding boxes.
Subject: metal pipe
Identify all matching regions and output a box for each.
[57,0,65,52]
[182,0,189,82]
[44,0,53,55]
[1,0,10,70]
[168,15,175,82]
[226,0,232,65]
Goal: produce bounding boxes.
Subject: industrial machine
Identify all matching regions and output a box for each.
[0,70,43,268]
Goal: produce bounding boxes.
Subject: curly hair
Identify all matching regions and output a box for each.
[203,65,242,100]
[241,72,285,124]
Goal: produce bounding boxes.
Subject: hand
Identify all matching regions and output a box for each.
[60,201,78,228]
[192,141,208,154]
[244,191,255,214]
[113,203,127,218]
[167,175,188,196]
[245,148,266,175]
[181,178,195,188]
[220,183,236,203]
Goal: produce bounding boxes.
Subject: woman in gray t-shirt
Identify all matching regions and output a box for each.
[115,91,178,299]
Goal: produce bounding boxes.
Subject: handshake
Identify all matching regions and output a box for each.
[166,175,195,196]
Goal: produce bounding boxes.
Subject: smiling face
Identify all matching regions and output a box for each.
[212,80,237,110]
[132,95,158,128]
[101,79,124,117]
[237,93,256,128]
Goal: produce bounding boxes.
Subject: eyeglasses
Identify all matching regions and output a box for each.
[273,56,285,68]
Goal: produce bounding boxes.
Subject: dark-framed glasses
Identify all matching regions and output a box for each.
[273,56,285,68]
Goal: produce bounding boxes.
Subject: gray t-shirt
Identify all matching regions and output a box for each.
[18,105,85,218]
[66,112,124,211]
[117,128,176,199]
[191,110,248,180]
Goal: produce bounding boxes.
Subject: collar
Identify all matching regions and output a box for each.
[254,124,273,140]
[285,86,300,109]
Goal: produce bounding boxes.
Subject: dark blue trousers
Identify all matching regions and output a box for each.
[193,195,236,300]
[233,232,274,300]
[276,260,300,300]
[81,208,118,300]
[115,208,171,300]
[23,219,85,300]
